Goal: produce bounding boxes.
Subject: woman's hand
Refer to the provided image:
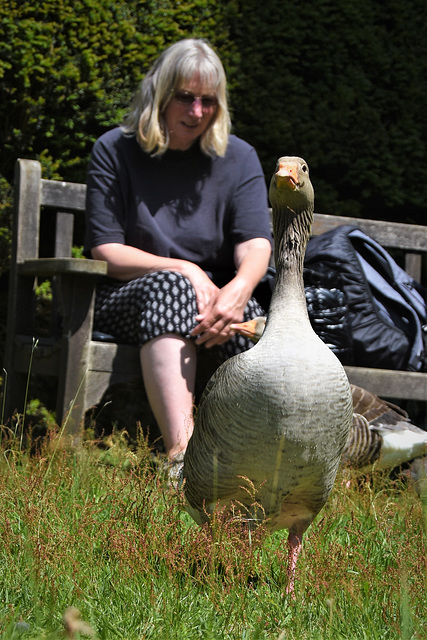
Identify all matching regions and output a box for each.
[178,262,220,316]
[191,237,271,348]
[190,278,251,347]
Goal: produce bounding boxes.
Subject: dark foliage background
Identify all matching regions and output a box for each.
[231,0,427,224]
[0,0,426,277]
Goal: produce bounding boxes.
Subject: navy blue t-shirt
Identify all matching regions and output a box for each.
[84,128,272,285]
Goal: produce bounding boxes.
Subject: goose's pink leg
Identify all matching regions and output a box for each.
[286,530,303,597]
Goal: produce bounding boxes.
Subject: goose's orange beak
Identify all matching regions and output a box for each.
[275,162,299,189]
[230,318,262,343]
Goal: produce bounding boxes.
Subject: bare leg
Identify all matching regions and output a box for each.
[140,334,196,459]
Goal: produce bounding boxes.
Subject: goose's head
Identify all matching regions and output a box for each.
[269,156,314,212]
[231,316,266,343]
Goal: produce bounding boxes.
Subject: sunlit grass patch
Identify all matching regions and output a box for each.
[0,428,425,639]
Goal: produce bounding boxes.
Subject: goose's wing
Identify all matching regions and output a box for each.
[351,384,409,423]
[342,413,383,467]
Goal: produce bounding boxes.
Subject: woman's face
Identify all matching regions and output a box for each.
[164,75,218,151]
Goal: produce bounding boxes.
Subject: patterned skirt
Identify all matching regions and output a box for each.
[93,270,265,360]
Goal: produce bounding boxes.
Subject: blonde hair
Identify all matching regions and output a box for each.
[122,39,231,157]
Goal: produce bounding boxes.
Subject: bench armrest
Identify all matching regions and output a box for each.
[17,258,108,277]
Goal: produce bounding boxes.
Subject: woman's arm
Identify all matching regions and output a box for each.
[92,242,190,280]
[91,243,219,314]
[232,237,273,307]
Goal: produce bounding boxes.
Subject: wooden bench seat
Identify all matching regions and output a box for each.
[3,159,426,434]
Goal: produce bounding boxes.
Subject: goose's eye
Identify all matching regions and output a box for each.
[302,164,308,173]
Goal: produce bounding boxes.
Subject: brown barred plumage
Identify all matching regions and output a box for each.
[342,385,427,470]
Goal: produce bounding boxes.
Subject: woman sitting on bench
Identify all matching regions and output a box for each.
[84,38,272,481]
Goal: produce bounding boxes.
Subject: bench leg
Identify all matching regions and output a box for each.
[55,273,97,434]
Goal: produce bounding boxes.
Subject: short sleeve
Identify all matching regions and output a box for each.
[84,129,128,254]
[227,140,272,247]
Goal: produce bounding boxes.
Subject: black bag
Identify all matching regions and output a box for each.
[257,267,354,364]
[303,268,354,365]
[304,225,427,372]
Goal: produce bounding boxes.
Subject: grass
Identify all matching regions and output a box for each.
[0,425,426,639]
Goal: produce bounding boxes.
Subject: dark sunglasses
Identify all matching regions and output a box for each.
[173,90,218,110]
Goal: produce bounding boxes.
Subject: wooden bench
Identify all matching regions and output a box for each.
[3,159,426,434]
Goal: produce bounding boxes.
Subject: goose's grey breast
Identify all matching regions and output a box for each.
[184,332,353,524]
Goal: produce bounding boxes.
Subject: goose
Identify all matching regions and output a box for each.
[231,317,427,471]
[183,157,353,595]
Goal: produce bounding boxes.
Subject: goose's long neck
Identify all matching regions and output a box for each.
[268,205,313,325]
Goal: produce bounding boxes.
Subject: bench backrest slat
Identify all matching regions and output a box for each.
[312,213,426,251]
[40,178,87,211]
